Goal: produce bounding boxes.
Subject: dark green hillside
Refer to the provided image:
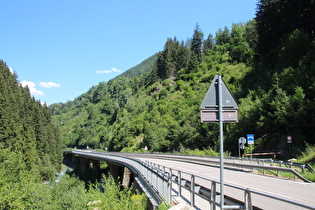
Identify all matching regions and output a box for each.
[235,0,315,155]
[0,61,147,209]
[117,53,159,79]
[0,60,63,208]
[0,61,62,179]
[51,0,315,158]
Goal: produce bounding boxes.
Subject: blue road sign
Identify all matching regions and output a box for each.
[247,134,254,145]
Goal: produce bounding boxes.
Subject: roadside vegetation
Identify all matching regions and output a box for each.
[254,144,315,182]
[0,174,147,209]
[297,144,315,181]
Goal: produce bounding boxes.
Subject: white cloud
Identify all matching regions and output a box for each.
[21,81,45,97]
[96,67,121,74]
[8,67,14,73]
[39,81,61,88]
[112,67,120,72]
[96,70,111,74]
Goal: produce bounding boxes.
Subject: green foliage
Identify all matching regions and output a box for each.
[117,53,159,79]
[50,2,315,159]
[255,0,314,63]
[3,2,315,208]
[86,175,147,209]
[0,60,62,180]
[297,143,315,164]
[157,201,170,210]
[191,23,204,62]
[178,147,220,156]
[0,173,147,209]
[244,145,255,155]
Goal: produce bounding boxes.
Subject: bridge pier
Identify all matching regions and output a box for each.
[90,160,100,180]
[107,162,120,179]
[122,167,131,188]
[106,163,133,188]
[80,157,88,173]
[78,158,101,181]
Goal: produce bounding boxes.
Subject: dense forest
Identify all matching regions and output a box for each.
[0,60,62,207]
[50,0,315,157]
[0,61,147,209]
[0,60,62,179]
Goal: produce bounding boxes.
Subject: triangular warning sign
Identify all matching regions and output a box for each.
[200,74,239,110]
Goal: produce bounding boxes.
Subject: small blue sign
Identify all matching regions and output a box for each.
[247,134,254,145]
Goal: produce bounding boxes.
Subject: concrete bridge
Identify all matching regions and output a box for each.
[64,149,315,209]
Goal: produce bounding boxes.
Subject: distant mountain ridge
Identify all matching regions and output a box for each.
[116,53,159,79]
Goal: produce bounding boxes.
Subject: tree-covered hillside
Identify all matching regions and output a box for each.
[116,53,159,79]
[0,60,62,178]
[0,60,63,207]
[51,0,315,157]
[0,61,148,209]
[50,20,253,152]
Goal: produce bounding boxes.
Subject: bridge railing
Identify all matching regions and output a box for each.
[142,159,315,210]
[65,150,314,209]
[128,153,311,182]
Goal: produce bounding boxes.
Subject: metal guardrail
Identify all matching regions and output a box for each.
[122,153,312,182]
[143,160,315,210]
[65,150,315,209]
[306,163,315,173]
[148,152,314,173]
[256,159,314,173]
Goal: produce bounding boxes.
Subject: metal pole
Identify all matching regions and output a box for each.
[218,75,224,209]
[238,140,240,158]
[249,145,253,163]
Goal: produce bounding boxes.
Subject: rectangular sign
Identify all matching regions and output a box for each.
[247,134,254,144]
[200,109,238,123]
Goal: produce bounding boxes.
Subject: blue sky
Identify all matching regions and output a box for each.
[1,0,257,105]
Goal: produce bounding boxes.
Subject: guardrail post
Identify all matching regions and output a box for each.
[178,171,182,197]
[245,189,252,210]
[169,168,173,203]
[191,175,195,207]
[156,169,159,190]
[210,181,216,210]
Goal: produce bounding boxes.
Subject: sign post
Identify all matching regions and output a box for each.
[218,75,224,210]
[287,136,292,143]
[247,134,254,161]
[238,137,246,158]
[287,136,292,157]
[200,74,239,209]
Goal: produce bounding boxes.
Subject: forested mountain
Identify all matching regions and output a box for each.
[50,0,315,157]
[50,21,255,153]
[0,60,63,207]
[116,53,159,79]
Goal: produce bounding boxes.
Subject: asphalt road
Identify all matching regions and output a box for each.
[139,158,315,209]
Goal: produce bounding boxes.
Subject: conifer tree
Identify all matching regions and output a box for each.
[191,23,204,62]
[0,60,61,182]
[203,34,214,52]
